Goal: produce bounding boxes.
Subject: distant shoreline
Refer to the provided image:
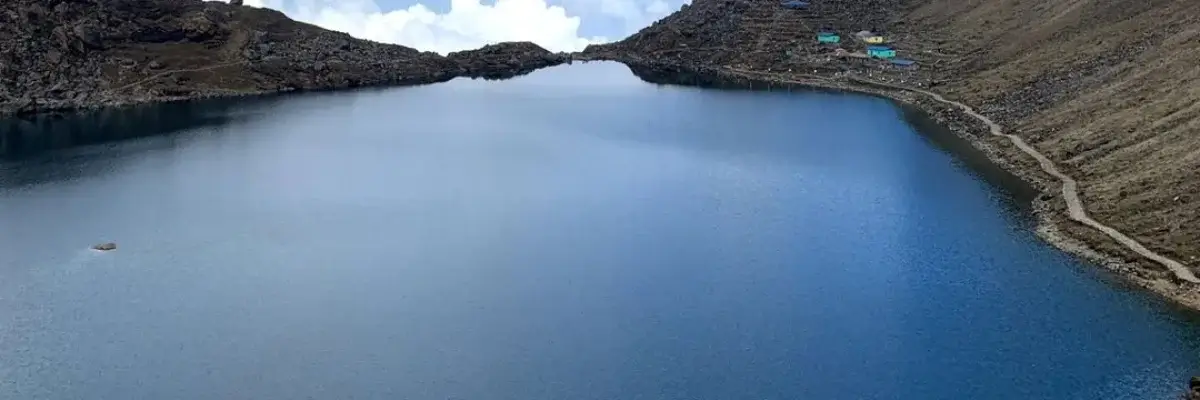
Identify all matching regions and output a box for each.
[0,56,568,120]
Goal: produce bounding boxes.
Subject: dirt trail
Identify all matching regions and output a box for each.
[723,67,1200,284]
[901,84,1200,284]
[105,60,254,95]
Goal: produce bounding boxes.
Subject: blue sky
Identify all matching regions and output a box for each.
[238,0,688,54]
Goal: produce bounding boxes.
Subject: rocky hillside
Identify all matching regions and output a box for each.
[587,0,1200,282]
[448,42,569,80]
[910,0,1200,269]
[585,0,908,73]
[0,0,565,115]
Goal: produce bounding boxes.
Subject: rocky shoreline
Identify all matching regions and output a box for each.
[580,0,1200,391]
[3,0,1198,393]
[9,19,1200,317]
[588,55,1200,309]
[597,56,1200,396]
[583,0,1200,333]
[5,0,1200,312]
[4,54,1199,394]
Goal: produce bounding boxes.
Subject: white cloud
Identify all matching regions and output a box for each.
[238,0,611,54]
[594,0,674,33]
[645,0,671,15]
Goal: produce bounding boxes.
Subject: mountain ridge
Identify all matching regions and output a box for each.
[0,0,567,116]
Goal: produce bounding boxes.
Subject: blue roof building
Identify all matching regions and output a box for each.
[866,46,896,59]
[817,32,841,44]
[781,0,809,9]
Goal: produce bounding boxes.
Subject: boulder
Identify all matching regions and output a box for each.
[181,13,222,41]
[1187,377,1200,400]
[72,24,104,50]
[230,0,243,5]
[91,242,117,251]
[46,50,63,65]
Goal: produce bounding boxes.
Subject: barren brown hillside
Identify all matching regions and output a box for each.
[915,0,1200,266]
[585,0,1200,283]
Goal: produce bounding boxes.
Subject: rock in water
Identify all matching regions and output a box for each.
[92,242,117,251]
[1187,377,1200,400]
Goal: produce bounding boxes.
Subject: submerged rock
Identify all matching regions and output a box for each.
[91,242,116,251]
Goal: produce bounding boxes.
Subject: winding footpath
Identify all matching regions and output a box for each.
[720,66,1199,283]
[104,60,254,95]
[902,85,1200,284]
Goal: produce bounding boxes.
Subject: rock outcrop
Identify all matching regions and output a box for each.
[0,0,566,116]
[448,42,569,80]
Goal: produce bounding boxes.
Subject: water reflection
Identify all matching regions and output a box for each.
[0,96,297,188]
[3,102,220,159]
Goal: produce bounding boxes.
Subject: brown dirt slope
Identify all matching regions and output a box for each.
[587,0,1200,275]
[0,0,565,115]
[911,0,1200,268]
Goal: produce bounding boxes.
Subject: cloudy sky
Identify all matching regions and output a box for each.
[236,0,687,54]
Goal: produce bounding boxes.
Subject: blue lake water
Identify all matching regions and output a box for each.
[1,62,1198,399]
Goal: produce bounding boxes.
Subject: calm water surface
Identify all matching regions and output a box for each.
[1,62,1198,399]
